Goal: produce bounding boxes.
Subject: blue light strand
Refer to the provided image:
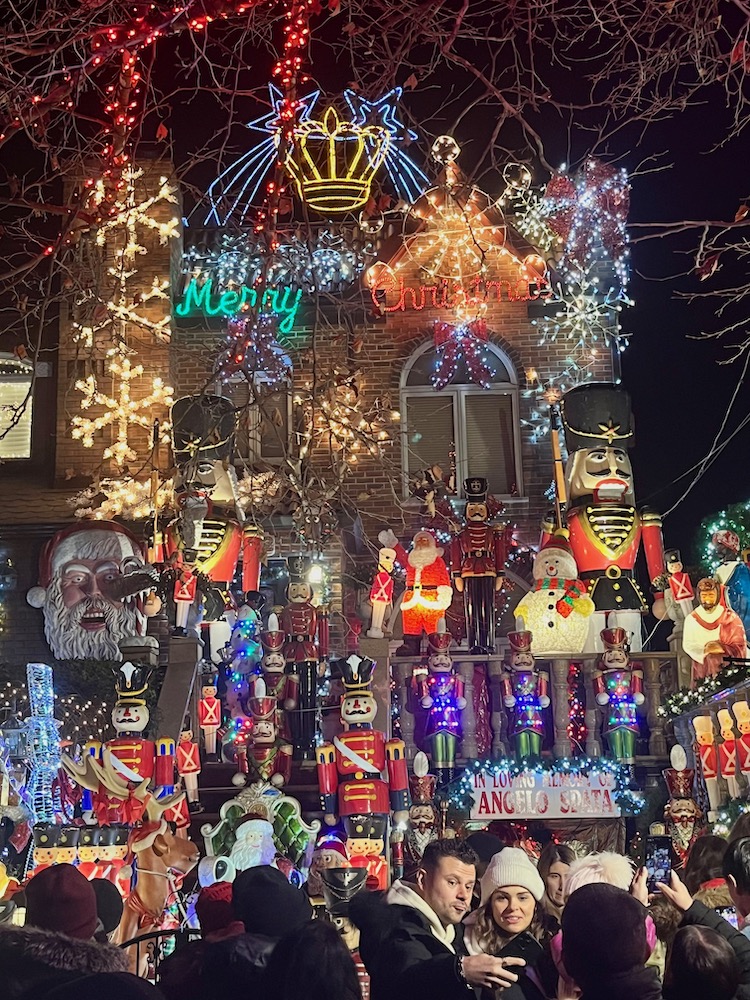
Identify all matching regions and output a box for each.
[24,663,62,825]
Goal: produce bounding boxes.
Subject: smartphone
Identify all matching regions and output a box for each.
[716,906,739,929]
[644,835,673,893]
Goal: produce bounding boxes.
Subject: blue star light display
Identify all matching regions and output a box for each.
[205,85,428,226]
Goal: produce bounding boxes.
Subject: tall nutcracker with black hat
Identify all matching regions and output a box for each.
[316,654,410,889]
[501,631,550,759]
[280,555,323,760]
[450,476,508,652]
[592,626,644,766]
[546,382,667,651]
[420,623,466,787]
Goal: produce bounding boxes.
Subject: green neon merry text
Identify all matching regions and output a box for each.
[174,278,303,334]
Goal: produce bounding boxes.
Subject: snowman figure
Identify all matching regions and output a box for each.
[514,535,594,655]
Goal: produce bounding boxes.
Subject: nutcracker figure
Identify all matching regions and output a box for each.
[177,719,202,813]
[693,715,721,817]
[732,701,750,780]
[31,824,79,872]
[97,825,132,896]
[76,826,101,880]
[107,664,156,782]
[316,654,410,888]
[367,547,397,639]
[378,529,453,656]
[549,383,667,651]
[306,834,350,900]
[172,561,199,637]
[420,625,466,786]
[450,477,507,652]
[344,813,389,890]
[662,753,701,866]
[592,627,644,766]
[280,556,322,760]
[502,631,550,760]
[246,679,293,787]
[252,612,298,740]
[198,674,222,758]
[664,549,695,621]
[717,708,741,800]
[403,751,439,876]
[320,868,371,1000]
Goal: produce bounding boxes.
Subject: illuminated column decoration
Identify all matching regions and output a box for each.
[24,663,62,825]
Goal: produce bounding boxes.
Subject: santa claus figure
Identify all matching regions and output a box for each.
[378,529,453,656]
[683,578,748,682]
[229,813,278,872]
[26,522,158,661]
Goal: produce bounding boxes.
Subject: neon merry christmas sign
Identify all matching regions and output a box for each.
[174,278,303,334]
[369,264,550,313]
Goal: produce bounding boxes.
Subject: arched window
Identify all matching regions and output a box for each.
[400,340,521,498]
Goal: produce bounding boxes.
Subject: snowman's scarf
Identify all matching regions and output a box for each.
[534,577,587,618]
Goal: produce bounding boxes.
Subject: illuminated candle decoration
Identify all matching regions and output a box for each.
[205,85,428,225]
[24,663,62,825]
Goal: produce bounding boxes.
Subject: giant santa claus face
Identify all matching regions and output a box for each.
[27,523,153,661]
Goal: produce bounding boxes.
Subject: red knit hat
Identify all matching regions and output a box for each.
[195,880,236,936]
[25,863,98,940]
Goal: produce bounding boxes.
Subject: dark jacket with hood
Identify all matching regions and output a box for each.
[350,884,474,1000]
[159,930,277,1000]
[0,924,129,1000]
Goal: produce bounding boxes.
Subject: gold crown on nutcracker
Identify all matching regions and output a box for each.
[248,695,277,722]
[336,654,377,694]
[284,107,391,214]
[600,627,629,652]
[507,630,533,653]
[663,767,695,799]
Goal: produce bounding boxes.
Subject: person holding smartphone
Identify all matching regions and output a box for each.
[463,848,547,1000]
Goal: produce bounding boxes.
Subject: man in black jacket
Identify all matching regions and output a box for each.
[351,838,525,1000]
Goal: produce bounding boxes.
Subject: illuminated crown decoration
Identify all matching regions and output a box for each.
[284,107,391,214]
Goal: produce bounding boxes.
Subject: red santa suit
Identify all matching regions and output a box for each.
[393,535,452,637]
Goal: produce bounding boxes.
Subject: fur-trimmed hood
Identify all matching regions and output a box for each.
[0,924,128,999]
[694,881,734,910]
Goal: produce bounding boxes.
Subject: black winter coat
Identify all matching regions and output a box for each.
[159,931,277,1000]
[350,890,475,1000]
[668,899,750,1000]
[480,933,545,1000]
[0,924,129,1000]
[579,967,663,1000]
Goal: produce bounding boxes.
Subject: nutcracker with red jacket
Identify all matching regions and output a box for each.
[501,631,550,760]
[693,715,721,817]
[450,477,507,653]
[250,612,298,741]
[367,547,397,639]
[198,674,222,758]
[177,718,203,813]
[662,756,702,866]
[377,528,453,657]
[664,549,695,622]
[316,654,410,889]
[593,627,644,766]
[420,624,466,787]
[717,708,742,800]
[280,555,326,761]
[245,679,293,787]
[546,383,667,652]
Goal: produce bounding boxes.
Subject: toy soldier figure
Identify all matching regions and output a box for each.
[501,631,550,760]
[172,562,198,637]
[548,383,667,651]
[664,549,695,621]
[420,626,466,786]
[177,719,203,813]
[198,674,221,758]
[593,627,644,767]
[732,701,750,781]
[280,555,321,761]
[693,715,721,817]
[316,654,410,887]
[367,547,397,639]
[717,708,741,800]
[253,612,298,741]
[247,680,293,787]
[450,477,507,652]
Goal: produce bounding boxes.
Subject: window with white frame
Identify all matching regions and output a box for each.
[400,341,521,497]
[219,374,292,466]
[0,354,33,460]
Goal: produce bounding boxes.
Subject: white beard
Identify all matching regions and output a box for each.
[230,838,276,872]
[408,547,438,570]
[44,577,139,660]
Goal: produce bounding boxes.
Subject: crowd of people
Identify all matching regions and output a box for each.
[7,820,750,1000]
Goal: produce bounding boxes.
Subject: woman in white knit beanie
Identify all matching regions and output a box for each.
[463,848,547,1000]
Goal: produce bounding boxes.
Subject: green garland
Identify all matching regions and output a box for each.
[659,658,750,719]
[446,757,645,816]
